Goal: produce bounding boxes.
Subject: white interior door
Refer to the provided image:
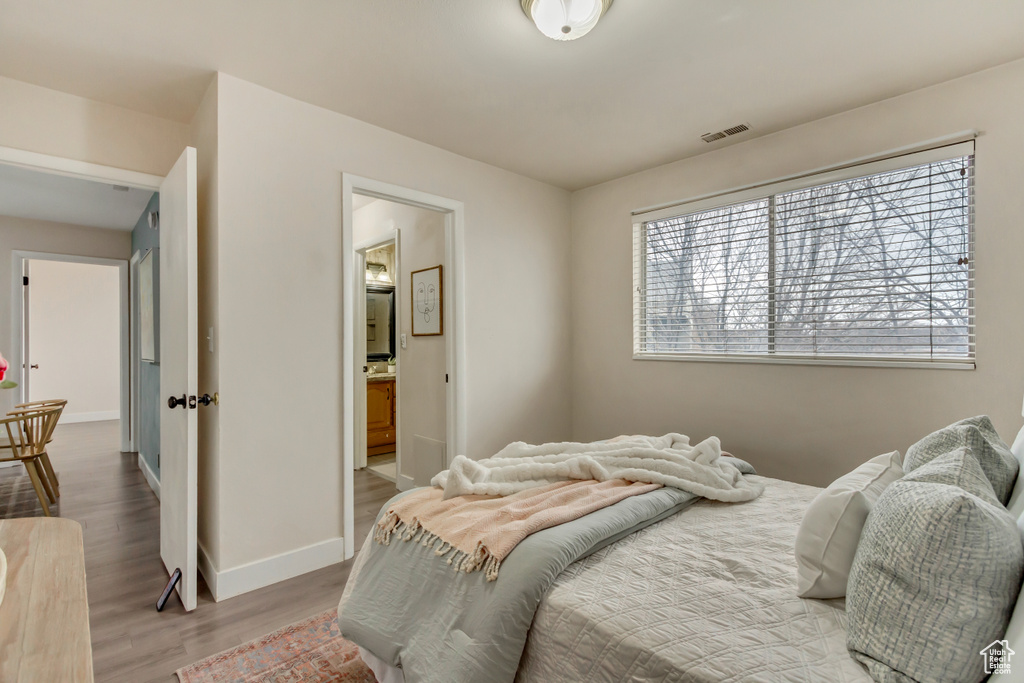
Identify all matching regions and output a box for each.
[355,250,368,470]
[159,147,199,611]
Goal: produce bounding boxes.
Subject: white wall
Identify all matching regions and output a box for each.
[570,58,1024,487]
[201,73,572,585]
[0,75,190,178]
[0,215,130,414]
[28,259,121,421]
[355,200,447,485]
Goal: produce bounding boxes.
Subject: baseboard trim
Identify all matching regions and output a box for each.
[137,453,160,499]
[397,474,415,491]
[62,410,120,424]
[198,536,348,602]
[197,542,219,600]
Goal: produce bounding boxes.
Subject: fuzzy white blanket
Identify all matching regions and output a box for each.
[431,433,763,502]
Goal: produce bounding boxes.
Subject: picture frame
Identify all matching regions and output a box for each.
[140,248,158,362]
[411,265,443,336]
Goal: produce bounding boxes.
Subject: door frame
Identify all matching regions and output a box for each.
[354,248,367,471]
[0,144,162,453]
[341,175,466,560]
[12,251,131,450]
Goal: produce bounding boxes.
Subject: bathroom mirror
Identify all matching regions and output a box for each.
[366,284,395,361]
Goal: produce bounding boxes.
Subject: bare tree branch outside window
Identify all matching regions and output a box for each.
[638,155,973,361]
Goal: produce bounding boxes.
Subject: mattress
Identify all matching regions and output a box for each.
[515,475,874,683]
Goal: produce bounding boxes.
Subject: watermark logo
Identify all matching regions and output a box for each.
[981,640,1015,676]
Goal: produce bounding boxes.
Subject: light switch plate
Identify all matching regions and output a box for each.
[400,333,407,349]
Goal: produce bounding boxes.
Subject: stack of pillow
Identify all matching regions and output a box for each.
[794,416,1024,683]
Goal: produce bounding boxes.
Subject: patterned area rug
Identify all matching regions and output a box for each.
[176,610,377,682]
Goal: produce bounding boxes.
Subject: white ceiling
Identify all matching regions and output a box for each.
[1,1,1023,190]
[0,163,154,231]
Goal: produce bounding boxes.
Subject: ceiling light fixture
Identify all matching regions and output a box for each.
[521,0,613,41]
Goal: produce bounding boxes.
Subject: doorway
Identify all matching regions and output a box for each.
[22,256,126,428]
[1,145,202,612]
[1,154,155,453]
[354,197,451,494]
[341,176,466,560]
[13,250,131,453]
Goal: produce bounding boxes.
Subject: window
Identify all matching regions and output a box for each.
[633,142,975,367]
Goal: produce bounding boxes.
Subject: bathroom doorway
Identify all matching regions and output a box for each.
[353,196,448,491]
[342,176,465,560]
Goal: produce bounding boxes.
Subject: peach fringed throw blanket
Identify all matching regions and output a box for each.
[374,479,661,581]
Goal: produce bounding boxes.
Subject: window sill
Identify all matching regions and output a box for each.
[632,352,975,371]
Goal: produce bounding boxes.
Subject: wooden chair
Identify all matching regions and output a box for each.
[15,399,67,409]
[9,400,66,497]
[14,399,68,436]
[12,395,67,419]
[0,407,62,516]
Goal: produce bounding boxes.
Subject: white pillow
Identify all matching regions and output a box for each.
[795,451,903,599]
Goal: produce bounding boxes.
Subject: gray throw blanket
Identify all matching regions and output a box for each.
[338,457,756,683]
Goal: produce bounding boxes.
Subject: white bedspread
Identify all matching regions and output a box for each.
[515,475,873,683]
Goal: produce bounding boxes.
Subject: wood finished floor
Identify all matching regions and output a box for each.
[0,420,398,682]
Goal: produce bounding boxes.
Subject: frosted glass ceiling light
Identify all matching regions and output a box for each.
[522,0,613,41]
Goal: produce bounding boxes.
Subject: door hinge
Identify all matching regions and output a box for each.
[23,276,28,286]
[446,373,449,383]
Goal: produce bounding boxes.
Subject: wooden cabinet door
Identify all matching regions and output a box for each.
[367,381,392,432]
[367,379,396,452]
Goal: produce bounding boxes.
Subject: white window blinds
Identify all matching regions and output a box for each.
[634,142,975,366]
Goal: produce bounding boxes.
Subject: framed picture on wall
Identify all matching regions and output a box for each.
[411,265,443,336]
[140,248,158,362]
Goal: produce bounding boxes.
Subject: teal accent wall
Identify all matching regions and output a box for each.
[132,192,161,478]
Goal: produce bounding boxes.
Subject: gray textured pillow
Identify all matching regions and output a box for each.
[846,457,1024,683]
[905,415,1018,504]
[901,447,1002,507]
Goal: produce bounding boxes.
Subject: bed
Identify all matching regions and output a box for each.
[343,422,1024,683]
[515,476,871,682]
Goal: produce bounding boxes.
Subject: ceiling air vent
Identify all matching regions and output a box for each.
[112,185,130,192]
[700,123,751,143]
